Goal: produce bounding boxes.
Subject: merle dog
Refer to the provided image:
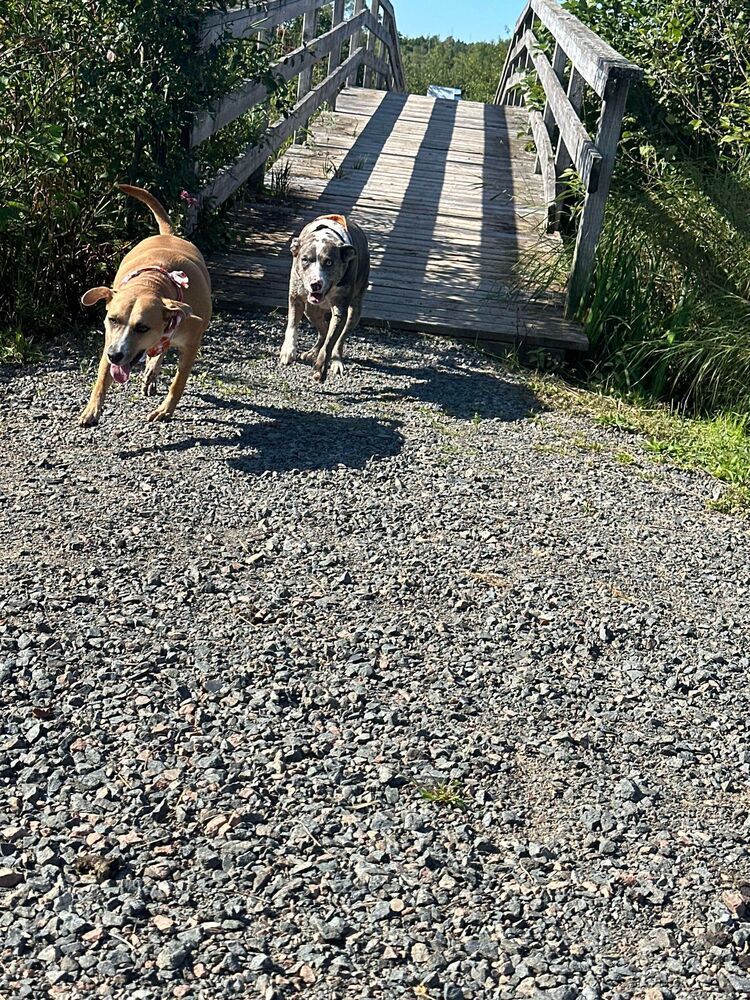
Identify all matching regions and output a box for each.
[278,214,370,382]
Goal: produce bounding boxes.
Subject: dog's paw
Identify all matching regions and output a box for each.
[78,407,100,427]
[312,366,327,384]
[328,358,344,378]
[300,348,318,365]
[278,346,298,367]
[142,377,159,397]
[147,406,173,423]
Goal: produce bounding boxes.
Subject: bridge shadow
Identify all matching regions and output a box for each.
[291,88,522,333]
[118,402,404,474]
[351,357,541,422]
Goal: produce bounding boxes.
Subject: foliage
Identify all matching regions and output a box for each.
[0,1,286,347]
[400,35,508,104]
[530,374,750,513]
[523,0,750,417]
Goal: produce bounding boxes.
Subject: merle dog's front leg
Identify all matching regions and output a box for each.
[312,306,347,383]
[279,295,304,366]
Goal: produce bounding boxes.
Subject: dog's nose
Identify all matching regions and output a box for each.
[310,280,323,292]
[108,349,124,363]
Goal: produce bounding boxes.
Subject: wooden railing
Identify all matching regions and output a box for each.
[191,0,405,221]
[496,0,642,315]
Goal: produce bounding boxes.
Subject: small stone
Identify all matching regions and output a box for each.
[0,868,23,888]
[411,942,430,963]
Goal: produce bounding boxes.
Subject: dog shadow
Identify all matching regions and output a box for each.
[347,358,541,422]
[119,400,404,474]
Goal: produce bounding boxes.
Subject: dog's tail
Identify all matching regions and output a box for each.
[117,184,174,236]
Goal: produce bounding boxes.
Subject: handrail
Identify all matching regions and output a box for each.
[189,0,406,226]
[496,0,642,315]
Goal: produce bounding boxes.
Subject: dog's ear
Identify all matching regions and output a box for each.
[290,237,301,257]
[81,287,113,307]
[340,245,357,263]
[161,298,203,325]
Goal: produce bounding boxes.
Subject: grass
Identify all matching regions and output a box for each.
[528,371,750,511]
[417,781,466,810]
[0,328,40,364]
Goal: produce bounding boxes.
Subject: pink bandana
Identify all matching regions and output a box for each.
[120,266,190,357]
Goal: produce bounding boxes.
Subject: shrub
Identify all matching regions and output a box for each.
[0,1,283,347]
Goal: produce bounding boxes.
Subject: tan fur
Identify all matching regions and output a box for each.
[79,185,212,426]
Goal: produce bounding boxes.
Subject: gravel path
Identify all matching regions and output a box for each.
[2,313,750,1000]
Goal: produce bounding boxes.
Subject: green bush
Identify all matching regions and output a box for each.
[537,0,750,414]
[0,1,282,348]
[400,36,508,104]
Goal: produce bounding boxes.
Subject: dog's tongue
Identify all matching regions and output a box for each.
[109,363,131,384]
[308,292,324,304]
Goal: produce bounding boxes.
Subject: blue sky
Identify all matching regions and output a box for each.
[395,0,522,43]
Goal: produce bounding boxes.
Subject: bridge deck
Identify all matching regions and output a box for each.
[211,88,588,352]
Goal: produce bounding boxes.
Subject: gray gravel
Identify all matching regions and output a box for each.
[2,311,750,1000]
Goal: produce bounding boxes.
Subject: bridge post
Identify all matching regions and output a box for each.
[328,0,346,109]
[364,0,380,88]
[535,40,566,179]
[555,67,585,228]
[566,76,631,315]
[347,0,366,88]
[249,29,273,188]
[294,7,318,143]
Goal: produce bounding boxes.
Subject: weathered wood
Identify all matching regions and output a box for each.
[328,0,346,80]
[201,0,326,49]
[191,11,369,146]
[524,29,601,192]
[530,0,642,99]
[209,88,588,352]
[363,0,380,89]
[554,65,584,222]
[536,39,566,170]
[199,51,364,211]
[566,76,630,314]
[528,110,556,231]
[496,0,531,102]
[347,0,366,87]
[295,6,318,144]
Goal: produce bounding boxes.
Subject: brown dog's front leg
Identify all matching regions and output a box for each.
[147,341,200,422]
[313,307,347,383]
[79,351,113,426]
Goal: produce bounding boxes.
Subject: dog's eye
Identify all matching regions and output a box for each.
[134,323,149,334]
[322,259,333,268]
[301,257,312,266]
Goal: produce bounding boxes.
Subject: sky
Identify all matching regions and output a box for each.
[394,0,522,44]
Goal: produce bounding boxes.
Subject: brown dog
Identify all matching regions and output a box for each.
[79,184,212,426]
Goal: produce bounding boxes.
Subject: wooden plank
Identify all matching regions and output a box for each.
[524,29,601,192]
[296,6,318,121]
[328,0,346,83]
[210,88,587,354]
[200,51,364,210]
[347,0,366,87]
[530,0,642,99]
[191,12,368,146]
[201,0,325,49]
[528,110,557,231]
[363,0,380,89]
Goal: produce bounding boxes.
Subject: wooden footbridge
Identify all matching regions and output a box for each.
[194,0,641,354]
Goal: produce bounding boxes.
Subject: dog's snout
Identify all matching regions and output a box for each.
[310,280,323,292]
[108,349,124,363]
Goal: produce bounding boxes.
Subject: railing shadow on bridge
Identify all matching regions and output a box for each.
[295,90,525,336]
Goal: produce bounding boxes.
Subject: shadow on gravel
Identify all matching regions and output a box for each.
[351,359,541,422]
[120,401,404,473]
